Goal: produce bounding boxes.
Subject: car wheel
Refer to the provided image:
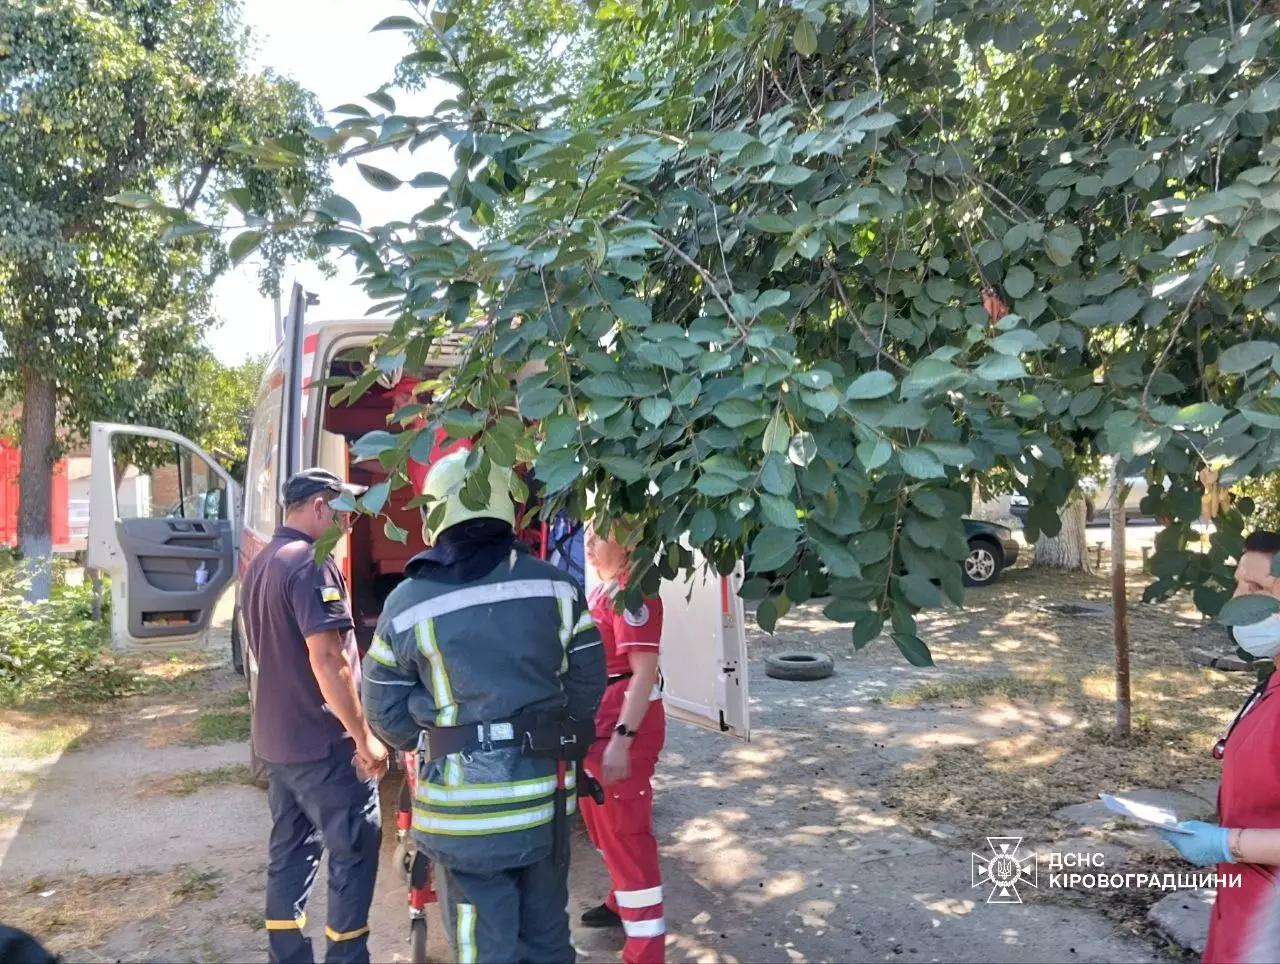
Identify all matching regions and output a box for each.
[963,540,1003,587]
[764,651,834,681]
[230,605,245,676]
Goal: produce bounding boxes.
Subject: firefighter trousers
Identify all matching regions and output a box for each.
[263,739,382,964]
[581,696,666,964]
[436,851,571,963]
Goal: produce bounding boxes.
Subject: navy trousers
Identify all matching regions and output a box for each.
[264,740,382,964]
[437,851,572,964]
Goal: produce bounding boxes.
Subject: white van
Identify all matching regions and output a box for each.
[88,284,750,750]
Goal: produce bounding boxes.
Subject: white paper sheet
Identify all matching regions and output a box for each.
[1099,793,1194,834]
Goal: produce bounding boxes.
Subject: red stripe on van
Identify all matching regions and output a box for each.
[303,333,319,354]
[268,370,284,391]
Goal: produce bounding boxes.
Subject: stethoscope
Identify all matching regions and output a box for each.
[1213,675,1272,760]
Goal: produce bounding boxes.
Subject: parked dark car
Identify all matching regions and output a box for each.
[962,518,1020,587]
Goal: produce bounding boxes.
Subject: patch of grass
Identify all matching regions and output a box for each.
[186,710,250,745]
[885,665,1242,838]
[0,716,91,759]
[234,908,264,931]
[882,662,1249,950]
[131,653,224,698]
[881,673,1072,706]
[224,687,250,708]
[0,768,39,798]
[141,764,254,797]
[173,868,222,901]
[1,870,181,953]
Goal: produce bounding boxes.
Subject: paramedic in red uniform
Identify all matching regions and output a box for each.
[1157,530,1280,963]
[579,523,667,963]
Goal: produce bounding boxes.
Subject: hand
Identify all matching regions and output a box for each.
[1156,821,1233,867]
[601,734,632,784]
[982,287,1010,322]
[355,734,389,782]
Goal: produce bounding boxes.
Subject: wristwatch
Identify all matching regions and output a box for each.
[614,723,637,738]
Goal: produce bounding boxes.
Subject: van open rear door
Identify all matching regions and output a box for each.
[278,282,308,486]
[587,555,750,740]
[87,422,240,650]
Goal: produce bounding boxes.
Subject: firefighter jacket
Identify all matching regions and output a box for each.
[363,532,605,873]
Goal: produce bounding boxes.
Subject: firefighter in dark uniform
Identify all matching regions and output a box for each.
[241,468,388,964]
[362,448,606,963]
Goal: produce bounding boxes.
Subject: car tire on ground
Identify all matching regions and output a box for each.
[962,539,1003,588]
[764,651,834,681]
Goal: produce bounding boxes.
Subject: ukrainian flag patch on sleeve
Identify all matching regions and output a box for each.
[320,586,342,603]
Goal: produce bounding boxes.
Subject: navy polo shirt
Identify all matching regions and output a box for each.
[241,526,361,764]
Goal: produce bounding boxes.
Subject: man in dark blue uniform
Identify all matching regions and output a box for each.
[363,449,605,963]
[241,468,388,964]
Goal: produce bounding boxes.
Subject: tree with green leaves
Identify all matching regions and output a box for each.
[0,0,328,598]
[168,0,1280,677]
[189,353,268,481]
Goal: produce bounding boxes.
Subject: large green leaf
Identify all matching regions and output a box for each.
[900,448,946,479]
[793,18,818,56]
[1044,224,1083,266]
[1003,265,1035,299]
[846,370,897,399]
[750,527,799,571]
[893,633,935,667]
[1218,593,1280,625]
[1219,341,1278,374]
[357,163,403,191]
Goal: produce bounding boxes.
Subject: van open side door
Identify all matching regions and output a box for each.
[587,554,750,740]
[87,422,240,650]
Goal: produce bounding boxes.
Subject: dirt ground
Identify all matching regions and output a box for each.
[0,528,1250,963]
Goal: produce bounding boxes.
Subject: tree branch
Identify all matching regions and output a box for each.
[825,267,908,373]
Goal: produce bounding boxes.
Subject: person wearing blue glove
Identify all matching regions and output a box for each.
[1158,531,1280,963]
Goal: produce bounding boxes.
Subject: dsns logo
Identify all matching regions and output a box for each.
[971,837,1038,904]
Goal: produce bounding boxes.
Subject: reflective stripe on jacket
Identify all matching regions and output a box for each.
[362,546,604,871]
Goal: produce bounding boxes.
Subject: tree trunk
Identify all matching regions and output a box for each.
[90,567,105,622]
[18,368,57,601]
[1111,461,1131,737]
[1033,495,1093,571]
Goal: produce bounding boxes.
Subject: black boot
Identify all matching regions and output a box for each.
[580,903,622,928]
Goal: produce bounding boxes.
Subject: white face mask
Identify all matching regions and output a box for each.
[1232,613,1280,659]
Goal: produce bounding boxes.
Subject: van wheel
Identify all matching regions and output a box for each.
[230,606,245,676]
[765,651,834,681]
[249,744,269,790]
[245,671,268,790]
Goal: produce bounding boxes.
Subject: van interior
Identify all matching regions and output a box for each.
[320,358,433,648]
[318,356,556,649]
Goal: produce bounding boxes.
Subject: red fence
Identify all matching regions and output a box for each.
[0,442,69,548]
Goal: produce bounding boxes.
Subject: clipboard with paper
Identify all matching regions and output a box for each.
[1099,793,1194,834]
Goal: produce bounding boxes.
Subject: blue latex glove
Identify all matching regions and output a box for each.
[1156,821,1233,867]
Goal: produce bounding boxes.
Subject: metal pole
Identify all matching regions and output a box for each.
[1110,460,1131,737]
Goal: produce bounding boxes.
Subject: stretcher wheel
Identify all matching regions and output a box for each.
[409,916,428,964]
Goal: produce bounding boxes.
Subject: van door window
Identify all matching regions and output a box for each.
[247,383,283,533]
[111,436,227,522]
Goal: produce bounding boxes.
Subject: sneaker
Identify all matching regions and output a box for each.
[579,903,622,929]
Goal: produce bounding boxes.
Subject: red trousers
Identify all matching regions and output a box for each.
[581,684,666,964]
